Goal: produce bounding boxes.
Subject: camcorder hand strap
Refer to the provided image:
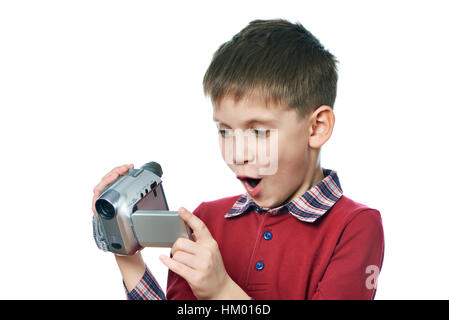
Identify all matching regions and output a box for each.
[92,215,111,252]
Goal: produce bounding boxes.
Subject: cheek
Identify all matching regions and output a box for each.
[219,136,231,163]
[268,132,309,182]
[276,130,307,163]
[219,137,225,157]
[219,137,237,171]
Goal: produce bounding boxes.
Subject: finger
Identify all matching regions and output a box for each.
[159,254,194,281]
[178,207,212,242]
[92,184,108,218]
[93,164,132,195]
[171,237,200,257]
[91,185,111,217]
[92,195,99,218]
[92,176,116,199]
[101,164,132,181]
[171,251,200,270]
[95,172,119,193]
[92,164,134,217]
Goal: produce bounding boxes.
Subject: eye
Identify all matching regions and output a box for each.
[252,129,270,137]
[218,129,233,137]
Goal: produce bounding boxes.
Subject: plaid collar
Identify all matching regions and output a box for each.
[224,168,343,223]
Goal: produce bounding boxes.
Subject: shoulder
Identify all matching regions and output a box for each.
[321,195,384,243]
[329,195,384,241]
[331,195,382,223]
[192,194,242,219]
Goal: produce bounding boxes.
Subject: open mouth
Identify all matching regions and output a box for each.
[237,175,263,197]
[245,177,262,188]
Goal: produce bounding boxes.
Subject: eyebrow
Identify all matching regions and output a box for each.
[213,118,278,127]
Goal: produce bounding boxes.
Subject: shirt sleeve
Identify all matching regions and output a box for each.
[311,209,385,300]
[124,265,167,300]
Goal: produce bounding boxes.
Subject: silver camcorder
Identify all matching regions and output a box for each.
[95,161,192,255]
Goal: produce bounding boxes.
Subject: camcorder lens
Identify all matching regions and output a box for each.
[96,199,115,219]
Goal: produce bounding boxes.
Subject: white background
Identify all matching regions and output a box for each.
[1,0,448,299]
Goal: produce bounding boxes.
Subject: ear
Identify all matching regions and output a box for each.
[308,105,335,149]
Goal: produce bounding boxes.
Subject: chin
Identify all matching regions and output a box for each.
[253,194,283,209]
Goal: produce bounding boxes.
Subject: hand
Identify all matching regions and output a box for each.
[160,207,250,300]
[92,163,134,218]
[92,163,147,291]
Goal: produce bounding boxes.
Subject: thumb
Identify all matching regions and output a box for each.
[177,207,211,242]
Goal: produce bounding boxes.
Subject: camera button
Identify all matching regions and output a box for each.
[130,169,144,177]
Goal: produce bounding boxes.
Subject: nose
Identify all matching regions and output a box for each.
[227,129,257,165]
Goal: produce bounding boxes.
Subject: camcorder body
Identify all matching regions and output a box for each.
[95,161,192,255]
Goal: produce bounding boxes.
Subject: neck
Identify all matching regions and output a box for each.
[285,159,324,205]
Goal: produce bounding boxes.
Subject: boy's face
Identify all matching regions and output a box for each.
[213,93,319,208]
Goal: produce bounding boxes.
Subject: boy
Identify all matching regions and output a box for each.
[92,19,384,300]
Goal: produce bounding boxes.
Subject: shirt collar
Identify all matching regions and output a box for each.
[224,168,343,223]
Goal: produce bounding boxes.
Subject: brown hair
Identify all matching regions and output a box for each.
[203,19,338,118]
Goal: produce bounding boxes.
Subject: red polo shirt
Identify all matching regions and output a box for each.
[125,169,385,300]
